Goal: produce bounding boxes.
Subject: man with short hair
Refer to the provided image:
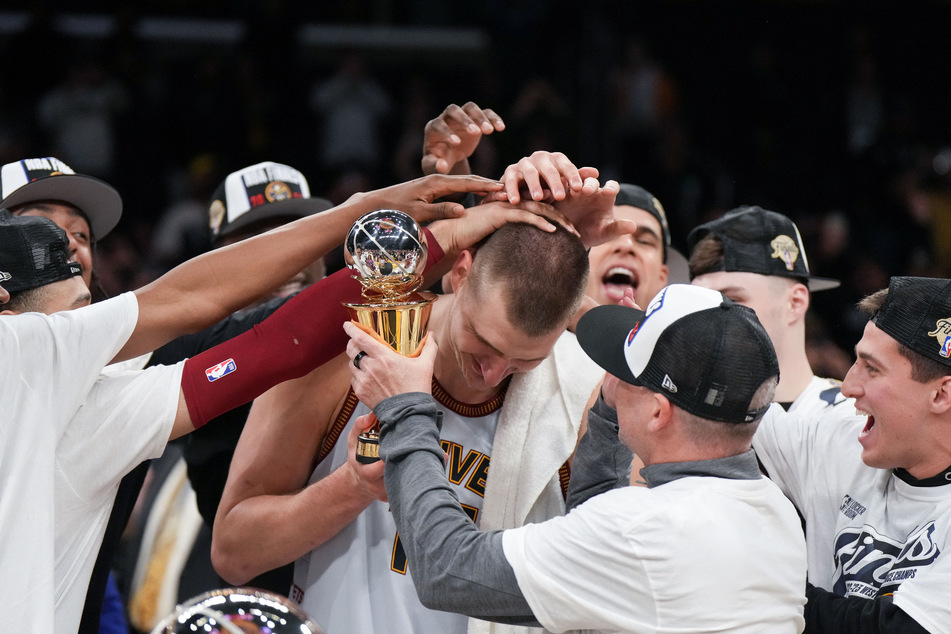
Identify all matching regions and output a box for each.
[342,283,808,633]
[688,206,853,418]
[211,182,627,634]
[754,276,951,633]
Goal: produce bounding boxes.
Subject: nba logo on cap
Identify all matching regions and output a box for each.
[929,318,951,359]
[205,358,237,382]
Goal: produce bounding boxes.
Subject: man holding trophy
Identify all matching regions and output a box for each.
[212,172,630,633]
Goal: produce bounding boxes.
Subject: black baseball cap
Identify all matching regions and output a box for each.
[616,183,689,283]
[208,161,333,242]
[686,205,840,292]
[577,284,779,423]
[0,157,123,240]
[871,276,951,367]
[0,208,82,293]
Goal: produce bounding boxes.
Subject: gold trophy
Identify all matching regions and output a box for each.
[344,209,436,463]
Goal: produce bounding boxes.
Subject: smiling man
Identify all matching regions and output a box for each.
[585,183,687,308]
[753,276,951,633]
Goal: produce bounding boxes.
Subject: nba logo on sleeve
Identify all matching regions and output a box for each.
[205,358,237,382]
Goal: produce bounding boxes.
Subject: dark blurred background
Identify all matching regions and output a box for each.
[2,0,950,375]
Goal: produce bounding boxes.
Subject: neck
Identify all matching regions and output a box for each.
[773,328,815,403]
[429,296,504,404]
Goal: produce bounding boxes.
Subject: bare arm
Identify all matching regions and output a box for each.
[211,355,386,585]
[117,174,502,362]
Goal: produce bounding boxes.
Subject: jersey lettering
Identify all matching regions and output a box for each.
[442,440,481,485]
[832,521,940,597]
[439,439,491,496]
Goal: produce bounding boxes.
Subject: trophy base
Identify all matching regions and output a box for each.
[355,431,381,464]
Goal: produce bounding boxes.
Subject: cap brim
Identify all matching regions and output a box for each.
[666,247,689,285]
[576,304,646,385]
[1,174,122,239]
[807,276,841,292]
[218,197,335,239]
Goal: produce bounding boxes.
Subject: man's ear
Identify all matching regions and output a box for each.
[787,282,810,324]
[448,250,474,294]
[930,375,951,415]
[646,392,673,432]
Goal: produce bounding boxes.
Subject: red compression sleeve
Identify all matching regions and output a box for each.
[181,226,445,429]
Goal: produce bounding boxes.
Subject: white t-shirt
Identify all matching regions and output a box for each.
[54,362,182,633]
[0,293,138,631]
[788,375,858,423]
[502,475,807,634]
[754,405,951,634]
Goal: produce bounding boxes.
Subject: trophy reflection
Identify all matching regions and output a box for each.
[344,209,436,463]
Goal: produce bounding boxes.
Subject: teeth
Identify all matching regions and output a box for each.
[855,408,870,417]
[604,267,636,285]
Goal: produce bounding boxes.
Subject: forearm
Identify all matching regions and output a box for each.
[378,394,537,624]
[212,465,376,585]
[128,200,371,358]
[804,583,929,634]
[566,395,633,512]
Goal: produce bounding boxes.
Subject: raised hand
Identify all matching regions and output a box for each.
[422,102,505,176]
[352,173,503,225]
[496,151,600,204]
[427,198,578,257]
[549,177,636,248]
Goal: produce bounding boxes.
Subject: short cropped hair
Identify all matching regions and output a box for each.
[469,223,588,337]
[677,375,777,446]
[859,288,951,383]
[1,285,51,314]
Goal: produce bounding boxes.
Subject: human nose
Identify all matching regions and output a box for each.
[479,356,513,388]
[66,234,80,259]
[841,363,861,398]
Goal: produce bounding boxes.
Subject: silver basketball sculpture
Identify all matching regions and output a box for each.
[345,209,428,301]
[149,587,324,634]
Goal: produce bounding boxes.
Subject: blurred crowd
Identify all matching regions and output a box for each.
[2,1,950,379]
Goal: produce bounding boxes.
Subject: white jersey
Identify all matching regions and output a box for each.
[0,293,138,631]
[53,362,182,633]
[787,375,856,422]
[293,384,508,634]
[502,474,807,634]
[754,405,951,634]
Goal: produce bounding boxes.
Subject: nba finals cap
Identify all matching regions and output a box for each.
[0,157,123,240]
[871,276,951,367]
[616,183,689,283]
[0,208,82,294]
[686,205,840,292]
[577,284,779,423]
[208,161,333,242]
